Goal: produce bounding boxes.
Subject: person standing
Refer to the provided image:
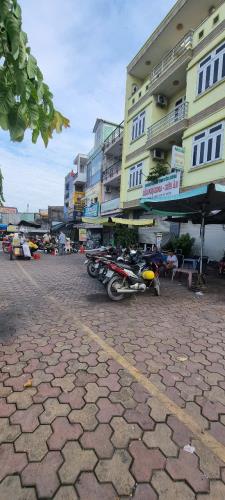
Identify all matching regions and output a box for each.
[58,231,66,256]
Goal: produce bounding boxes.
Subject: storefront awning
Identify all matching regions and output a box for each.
[82,217,154,226]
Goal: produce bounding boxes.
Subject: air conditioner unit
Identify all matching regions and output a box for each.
[152,149,165,161]
[156,95,168,108]
[105,186,112,193]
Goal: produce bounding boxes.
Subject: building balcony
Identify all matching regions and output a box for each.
[102,161,121,187]
[101,197,120,215]
[103,122,124,156]
[146,102,189,151]
[73,171,86,185]
[148,32,193,98]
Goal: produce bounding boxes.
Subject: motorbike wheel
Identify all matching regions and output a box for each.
[87,262,98,278]
[107,276,125,301]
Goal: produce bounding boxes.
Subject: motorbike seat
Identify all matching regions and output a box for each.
[117,263,132,270]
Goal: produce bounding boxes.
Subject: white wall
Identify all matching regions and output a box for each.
[180,222,225,261]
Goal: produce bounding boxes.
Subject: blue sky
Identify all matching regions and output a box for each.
[0,0,175,211]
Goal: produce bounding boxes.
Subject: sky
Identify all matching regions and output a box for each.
[0,0,175,212]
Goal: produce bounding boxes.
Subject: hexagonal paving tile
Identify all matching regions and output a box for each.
[152,470,195,500]
[129,441,166,482]
[7,388,36,409]
[0,417,21,443]
[39,399,70,424]
[84,382,109,403]
[143,423,178,456]
[96,449,135,496]
[76,472,117,500]
[53,486,78,499]
[0,476,36,500]
[0,443,27,481]
[59,442,97,483]
[59,387,85,409]
[69,403,98,430]
[80,423,113,458]
[21,451,63,498]
[111,416,142,448]
[10,404,44,432]
[15,424,52,461]
[166,449,210,493]
[48,417,82,449]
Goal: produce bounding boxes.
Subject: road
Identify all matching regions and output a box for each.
[1,252,225,499]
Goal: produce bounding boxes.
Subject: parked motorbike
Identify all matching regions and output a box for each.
[85,247,118,278]
[104,258,160,301]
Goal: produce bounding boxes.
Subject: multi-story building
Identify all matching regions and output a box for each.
[73,154,87,222]
[101,122,123,216]
[64,170,75,222]
[120,0,225,256]
[101,122,124,243]
[83,118,121,245]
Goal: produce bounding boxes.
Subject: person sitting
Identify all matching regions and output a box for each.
[166,250,178,271]
[28,239,38,256]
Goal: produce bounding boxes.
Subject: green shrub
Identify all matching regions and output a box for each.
[163,233,195,257]
[114,225,138,248]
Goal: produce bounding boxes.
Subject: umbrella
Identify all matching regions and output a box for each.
[140,183,225,275]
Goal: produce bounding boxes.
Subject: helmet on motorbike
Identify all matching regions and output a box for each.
[142,270,155,280]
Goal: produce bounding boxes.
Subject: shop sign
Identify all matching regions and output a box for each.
[79,228,87,242]
[83,202,99,218]
[171,146,185,170]
[143,171,181,199]
[7,224,18,232]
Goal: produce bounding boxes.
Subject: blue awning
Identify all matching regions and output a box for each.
[0,224,7,230]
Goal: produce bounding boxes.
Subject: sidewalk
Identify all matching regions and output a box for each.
[1,253,225,498]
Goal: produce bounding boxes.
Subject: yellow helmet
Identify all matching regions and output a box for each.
[142,270,155,280]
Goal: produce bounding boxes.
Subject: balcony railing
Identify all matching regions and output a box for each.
[147,102,189,140]
[73,170,86,184]
[104,121,124,150]
[101,197,120,214]
[102,161,121,183]
[149,31,193,87]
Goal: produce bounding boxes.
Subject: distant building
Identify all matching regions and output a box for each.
[73,154,88,222]
[64,170,75,222]
[48,206,64,224]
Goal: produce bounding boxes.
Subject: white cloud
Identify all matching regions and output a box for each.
[1,0,175,211]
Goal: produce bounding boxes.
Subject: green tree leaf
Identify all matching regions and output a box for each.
[0,167,5,205]
[27,54,37,79]
[0,0,70,146]
[5,11,20,59]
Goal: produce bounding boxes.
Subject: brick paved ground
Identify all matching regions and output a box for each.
[1,252,225,499]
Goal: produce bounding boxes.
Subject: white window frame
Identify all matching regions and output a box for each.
[129,162,143,189]
[197,40,225,96]
[131,111,146,141]
[192,122,224,168]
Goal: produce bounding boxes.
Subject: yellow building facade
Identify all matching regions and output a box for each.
[121,0,225,217]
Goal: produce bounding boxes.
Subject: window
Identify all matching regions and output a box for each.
[192,122,224,168]
[199,30,204,40]
[131,112,146,140]
[197,41,225,95]
[129,163,143,188]
[213,15,219,25]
